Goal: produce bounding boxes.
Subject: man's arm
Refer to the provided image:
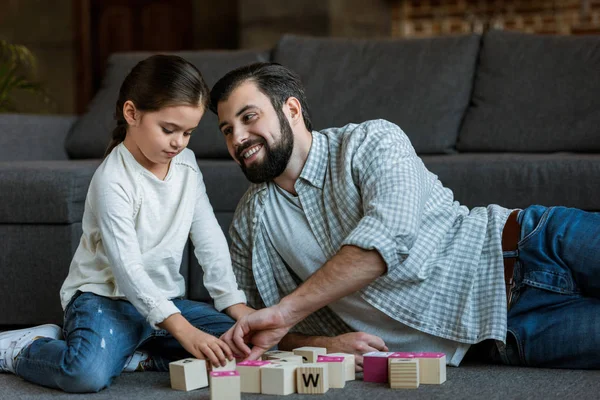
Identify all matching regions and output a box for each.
[222,245,386,358]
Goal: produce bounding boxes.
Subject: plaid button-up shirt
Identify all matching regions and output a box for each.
[229,119,512,344]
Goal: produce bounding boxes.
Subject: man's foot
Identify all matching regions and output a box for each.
[0,324,62,373]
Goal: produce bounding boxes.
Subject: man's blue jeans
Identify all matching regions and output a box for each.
[14,292,235,392]
[496,205,600,369]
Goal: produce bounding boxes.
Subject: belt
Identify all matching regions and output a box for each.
[502,210,520,310]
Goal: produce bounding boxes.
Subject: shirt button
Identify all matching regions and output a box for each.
[252,217,257,224]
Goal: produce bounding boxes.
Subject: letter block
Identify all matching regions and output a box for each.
[389,359,419,389]
[261,363,297,395]
[237,360,271,393]
[212,358,237,372]
[388,352,446,384]
[327,352,356,381]
[263,350,296,360]
[296,363,329,394]
[271,355,304,366]
[169,358,208,391]
[210,370,240,400]
[293,346,327,363]
[317,355,345,388]
[362,351,395,383]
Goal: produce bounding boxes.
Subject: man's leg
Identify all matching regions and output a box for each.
[503,205,600,368]
[14,292,153,392]
[144,299,236,371]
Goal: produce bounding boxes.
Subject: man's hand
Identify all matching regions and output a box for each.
[220,305,292,360]
[327,332,388,372]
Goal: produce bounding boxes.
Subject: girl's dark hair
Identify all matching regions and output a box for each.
[209,62,312,132]
[105,54,210,157]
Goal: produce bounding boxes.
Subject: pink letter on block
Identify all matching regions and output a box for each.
[317,356,344,363]
[237,360,271,367]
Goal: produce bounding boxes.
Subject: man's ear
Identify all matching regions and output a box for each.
[284,97,303,127]
[123,100,140,126]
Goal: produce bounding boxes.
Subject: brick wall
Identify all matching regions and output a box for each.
[392,0,600,38]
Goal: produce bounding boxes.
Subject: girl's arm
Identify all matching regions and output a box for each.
[189,170,247,311]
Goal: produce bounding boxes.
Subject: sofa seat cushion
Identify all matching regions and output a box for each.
[273,34,481,154]
[422,153,600,211]
[458,30,600,152]
[65,50,269,160]
[0,160,100,224]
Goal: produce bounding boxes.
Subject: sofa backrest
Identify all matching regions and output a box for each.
[272,34,482,154]
[458,30,600,152]
[65,50,270,160]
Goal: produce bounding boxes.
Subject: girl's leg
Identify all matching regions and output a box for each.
[14,292,153,392]
[145,300,235,371]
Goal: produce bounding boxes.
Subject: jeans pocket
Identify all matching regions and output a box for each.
[517,206,551,248]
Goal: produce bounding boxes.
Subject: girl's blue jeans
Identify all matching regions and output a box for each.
[14,292,235,392]
[495,205,600,369]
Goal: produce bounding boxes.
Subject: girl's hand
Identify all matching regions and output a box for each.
[224,303,255,320]
[159,313,233,367]
[176,327,234,368]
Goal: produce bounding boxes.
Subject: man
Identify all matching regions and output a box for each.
[210,62,600,370]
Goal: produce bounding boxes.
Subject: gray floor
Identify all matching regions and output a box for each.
[2,362,599,400]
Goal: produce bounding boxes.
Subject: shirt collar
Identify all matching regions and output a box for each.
[298,130,328,190]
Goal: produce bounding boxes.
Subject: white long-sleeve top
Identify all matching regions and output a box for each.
[60,143,246,328]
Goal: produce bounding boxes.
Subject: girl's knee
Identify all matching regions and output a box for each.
[58,360,115,393]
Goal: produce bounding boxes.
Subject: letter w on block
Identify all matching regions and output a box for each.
[296,363,329,394]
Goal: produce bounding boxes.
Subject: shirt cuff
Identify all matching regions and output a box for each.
[212,290,247,312]
[341,215,401,274]
[146,298,181,330]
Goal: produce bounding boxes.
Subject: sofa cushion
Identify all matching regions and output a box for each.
[65,50,270,159]
[422,153,600,211]
[0,160,100,224]
[458,30,600,152]
[273,34,481,154]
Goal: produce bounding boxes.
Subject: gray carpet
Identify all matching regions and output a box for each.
[1,362,599,400]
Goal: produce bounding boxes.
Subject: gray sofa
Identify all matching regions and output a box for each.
[1,30,599,331]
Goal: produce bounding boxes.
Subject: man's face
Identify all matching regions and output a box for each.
[217,81,294,183]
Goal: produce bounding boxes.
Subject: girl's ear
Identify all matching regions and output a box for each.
[123,100,139,126]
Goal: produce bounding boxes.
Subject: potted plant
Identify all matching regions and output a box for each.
[0,39,51,112]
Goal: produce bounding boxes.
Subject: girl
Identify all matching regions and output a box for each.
[0,55,253,392]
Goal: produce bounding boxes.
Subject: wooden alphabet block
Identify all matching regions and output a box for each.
[169,358,208,391]
[326,352,355,381]
[271,355,304,366]
[362,351,395,383]
[293,346,327,363]
[388,352,446,384]
[236,360,271,393]
[317,355,345,388]
[212,358,236,372]
[296,363,329,394]
[260,363,297,395]
[210,370,240,400]
[263,350,295,360]
[389,359,419,389]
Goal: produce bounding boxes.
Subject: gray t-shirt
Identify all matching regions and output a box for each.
[263,183,470,366]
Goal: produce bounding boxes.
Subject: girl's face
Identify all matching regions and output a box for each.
[123,102,204,174]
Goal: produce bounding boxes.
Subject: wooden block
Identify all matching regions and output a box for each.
[327,352,356,381]
[169,358,208,391]
[263,350,295,360]
[362,351,395,383]
[212,358,237,372]
[260,363,297,395]
[296,363,329,394]
[389,352,446,384]
[236,360,271,393]
[389,359,419,389]
[210,370,240,400]
[293,346,327,363]
[317,355,345,388]
[270,355,304,366]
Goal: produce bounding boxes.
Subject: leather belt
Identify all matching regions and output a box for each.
[502,210,520,310]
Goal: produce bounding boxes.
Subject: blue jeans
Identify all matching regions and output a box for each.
[14,292,235,392]
[495,205,600,369]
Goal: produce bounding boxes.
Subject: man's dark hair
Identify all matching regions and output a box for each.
[209,62,312,132]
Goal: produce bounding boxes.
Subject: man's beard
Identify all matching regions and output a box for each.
[237,109,294,184]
